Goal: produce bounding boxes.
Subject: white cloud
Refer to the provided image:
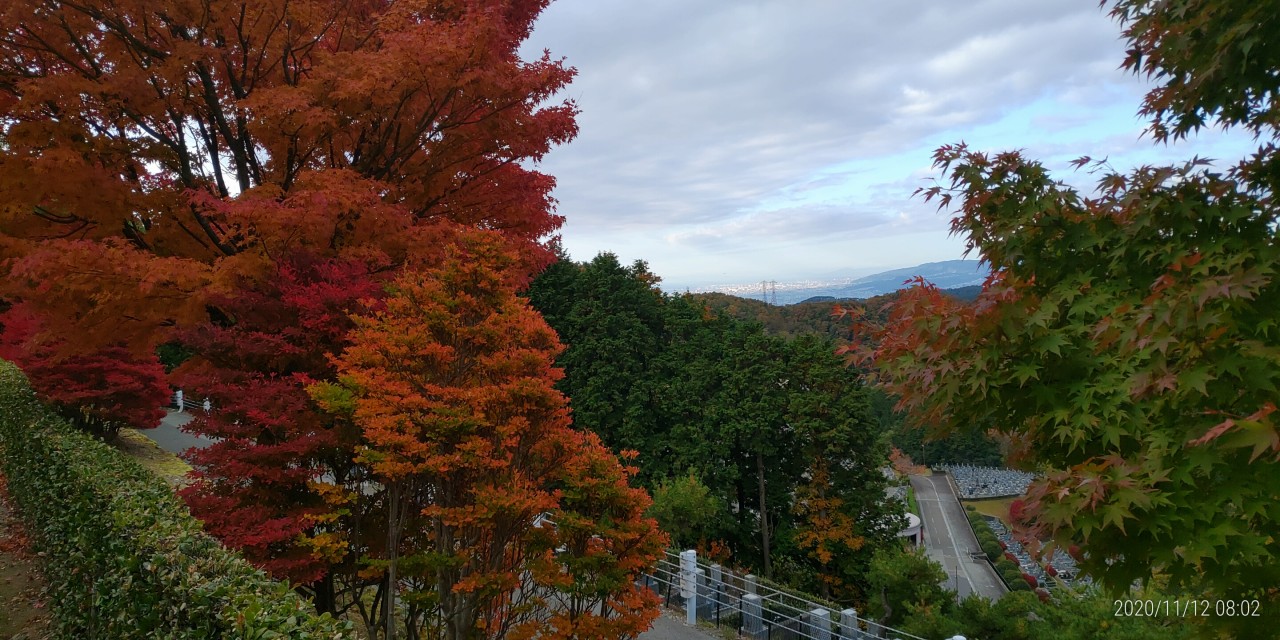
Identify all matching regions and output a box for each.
[522,0,1258,289]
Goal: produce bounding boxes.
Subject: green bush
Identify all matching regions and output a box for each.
[982,540,1003,562]
[995,555,1020,577]
[0,361,354,639]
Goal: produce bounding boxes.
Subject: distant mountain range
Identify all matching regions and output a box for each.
[700,260,990,305]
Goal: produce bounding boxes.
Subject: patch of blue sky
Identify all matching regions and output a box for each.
[759,92,1260,216]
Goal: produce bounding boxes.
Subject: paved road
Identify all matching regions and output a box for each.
[639,612,721,640]
[910,473,1007,601]
[147,410,214,457]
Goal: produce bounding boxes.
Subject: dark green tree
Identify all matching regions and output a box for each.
[715,322,797,578]
[788,334,902,601]
[865,546,950,628]
[526,253,667,460]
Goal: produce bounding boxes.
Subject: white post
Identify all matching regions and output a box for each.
[680,549,697,626]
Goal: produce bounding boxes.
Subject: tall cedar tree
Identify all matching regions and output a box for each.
[0,0,578,618]
[787,334,900,602]
[313,231,663,640]
[849,1,1279,636]
[525,254,666,462]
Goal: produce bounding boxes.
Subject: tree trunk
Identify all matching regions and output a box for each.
[756,450,771,579]
[386,482,400,640]
[309,572,336,615]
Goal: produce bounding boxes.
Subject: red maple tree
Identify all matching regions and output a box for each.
[0,302,168,438]
[172,254,387,600]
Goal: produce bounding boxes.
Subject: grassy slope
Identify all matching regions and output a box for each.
[962,496,1016,526]
[114,428,192,486]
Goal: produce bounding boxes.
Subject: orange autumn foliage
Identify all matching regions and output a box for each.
[314,231,663,639]
[0,0,579,618]
[0,0,575,352]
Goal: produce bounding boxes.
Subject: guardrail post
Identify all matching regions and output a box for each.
[680,550,697,625]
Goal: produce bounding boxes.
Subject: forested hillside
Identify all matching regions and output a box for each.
[526,253,905,601]
[687,288,1004,467]
[688,284,983,341]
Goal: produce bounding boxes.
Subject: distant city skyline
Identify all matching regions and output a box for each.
[520,1,1257,292]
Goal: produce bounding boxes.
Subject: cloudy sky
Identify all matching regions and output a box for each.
[519,1,1255,292]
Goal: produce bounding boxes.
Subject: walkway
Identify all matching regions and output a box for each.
[147,410,212,456]
[639,612,721,640]
[909,473,1007,601]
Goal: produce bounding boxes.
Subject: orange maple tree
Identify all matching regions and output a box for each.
[0,0,574,341]
[312,230,663,639]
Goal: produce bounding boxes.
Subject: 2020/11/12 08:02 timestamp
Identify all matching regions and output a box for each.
[1114,599,1261,618]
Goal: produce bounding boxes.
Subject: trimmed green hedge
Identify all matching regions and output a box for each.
[0,361,354,639]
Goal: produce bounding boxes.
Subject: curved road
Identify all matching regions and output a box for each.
[147,410,213,457]
[910,473,1007,601]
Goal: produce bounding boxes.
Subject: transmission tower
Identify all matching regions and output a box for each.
[760,280,777,305]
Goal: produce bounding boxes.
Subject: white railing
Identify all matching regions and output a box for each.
[643,549,947,640]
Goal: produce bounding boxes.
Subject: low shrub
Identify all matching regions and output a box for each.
[982,540,1003,562]
[0,361,354,639]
